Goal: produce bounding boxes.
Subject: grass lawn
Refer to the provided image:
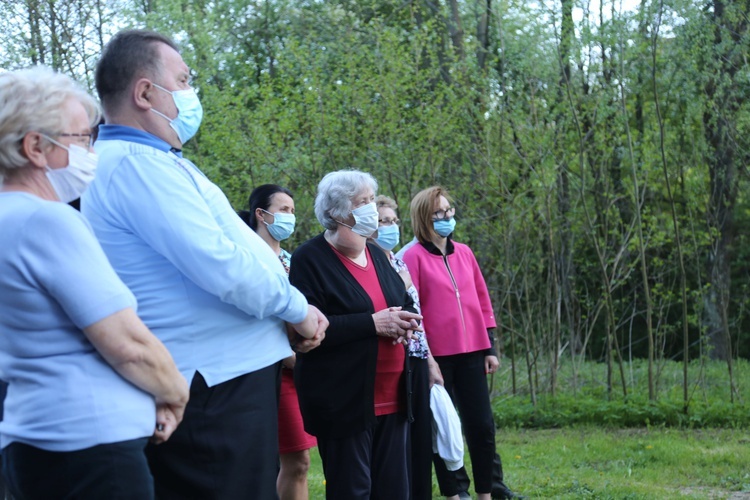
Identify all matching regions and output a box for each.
[305,427,750,499]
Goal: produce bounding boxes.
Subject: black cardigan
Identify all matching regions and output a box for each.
[289,232,416,439]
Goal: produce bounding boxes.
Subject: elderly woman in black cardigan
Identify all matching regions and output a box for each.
[289,169,423,500]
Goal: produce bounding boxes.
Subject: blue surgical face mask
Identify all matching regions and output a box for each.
[374,224,400,251]
[151,83,204,145]
[263,210,296,241]
[433,218,456,237]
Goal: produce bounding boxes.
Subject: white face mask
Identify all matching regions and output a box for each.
[43,137,98,203]
[347,202,379,237]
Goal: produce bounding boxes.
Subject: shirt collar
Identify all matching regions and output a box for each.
[422,237,454,256]
[96,125,182,157]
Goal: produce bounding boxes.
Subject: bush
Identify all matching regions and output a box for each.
[491,359,750,429]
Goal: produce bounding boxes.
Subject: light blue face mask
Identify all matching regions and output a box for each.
[263,210,296,241]
[374,224,400,251]
[151,83,204,145]
[433,218,456,237]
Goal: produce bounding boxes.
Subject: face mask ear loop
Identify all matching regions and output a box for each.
[151,108,173,123]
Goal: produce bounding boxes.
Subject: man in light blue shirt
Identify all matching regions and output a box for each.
[82,29,327,499]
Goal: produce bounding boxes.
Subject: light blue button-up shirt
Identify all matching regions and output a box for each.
[82,125,308,386]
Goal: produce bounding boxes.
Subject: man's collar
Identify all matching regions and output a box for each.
[96,125,181,156]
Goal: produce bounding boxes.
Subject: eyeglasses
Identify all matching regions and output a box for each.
[378,218,400,226]
[57,132,94,148]
[432,207,455,221]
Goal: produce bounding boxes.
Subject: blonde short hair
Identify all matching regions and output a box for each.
[409,186,454,244]
[375,195,398,212]
[0,66,100,180]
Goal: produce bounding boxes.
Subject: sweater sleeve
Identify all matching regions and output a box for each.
[289,238,377,350]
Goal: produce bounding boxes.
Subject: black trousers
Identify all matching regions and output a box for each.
[432,351,500,496]
[317,413,409,500]
[3,438,153,500]
[454,452,506,495]
[146,364,281,500]
[408,357,433,500]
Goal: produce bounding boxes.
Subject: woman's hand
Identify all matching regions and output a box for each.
[372,306,423,344]
[427,355,444,388]
[485,355,499,374]
[151,398,187,444]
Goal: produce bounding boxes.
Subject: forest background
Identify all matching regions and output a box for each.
[4,0,750,420]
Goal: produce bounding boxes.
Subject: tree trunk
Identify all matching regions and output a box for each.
[446,0,464,60]
[26,0,44,65]
[703,0,745,366]
[557,0,580,359]
[475,0,491,71]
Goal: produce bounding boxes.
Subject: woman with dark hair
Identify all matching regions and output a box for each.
[240,184,316,500]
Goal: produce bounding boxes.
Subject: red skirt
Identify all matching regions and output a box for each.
[278,369,317,454]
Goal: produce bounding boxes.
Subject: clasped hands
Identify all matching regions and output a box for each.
[373,306,423,345]
[287,304,329,353]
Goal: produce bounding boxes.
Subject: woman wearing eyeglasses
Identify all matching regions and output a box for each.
[370,195,442,500]
[0,67,188,499]
[402,186,519,500]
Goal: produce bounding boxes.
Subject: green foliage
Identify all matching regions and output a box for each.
[491,359,750,429]
[4,0,750,386]
[493,395,750,429]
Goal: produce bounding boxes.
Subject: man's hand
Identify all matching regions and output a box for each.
[292,330,325,353]
[292,305,329,340]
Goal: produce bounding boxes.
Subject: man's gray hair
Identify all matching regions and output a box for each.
[0,66,100,180]
[314,170,379,230]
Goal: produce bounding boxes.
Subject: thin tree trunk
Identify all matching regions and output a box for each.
[446,0,464,60]
[26,0,44,65]
[645,0,691,409]
[702,0,745,401]
[475,0,491,71]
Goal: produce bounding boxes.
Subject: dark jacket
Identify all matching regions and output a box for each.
[289,232,416,439]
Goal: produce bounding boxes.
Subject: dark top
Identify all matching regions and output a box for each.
[289,232,417,439]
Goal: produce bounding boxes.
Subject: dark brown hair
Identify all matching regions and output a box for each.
[96,29,179,113]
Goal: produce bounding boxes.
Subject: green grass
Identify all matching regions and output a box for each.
[499,427,750,499]
[304,360,750,498]
[306,427,750,499]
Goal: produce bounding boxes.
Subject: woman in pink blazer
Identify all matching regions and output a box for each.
[402,186,520,500]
